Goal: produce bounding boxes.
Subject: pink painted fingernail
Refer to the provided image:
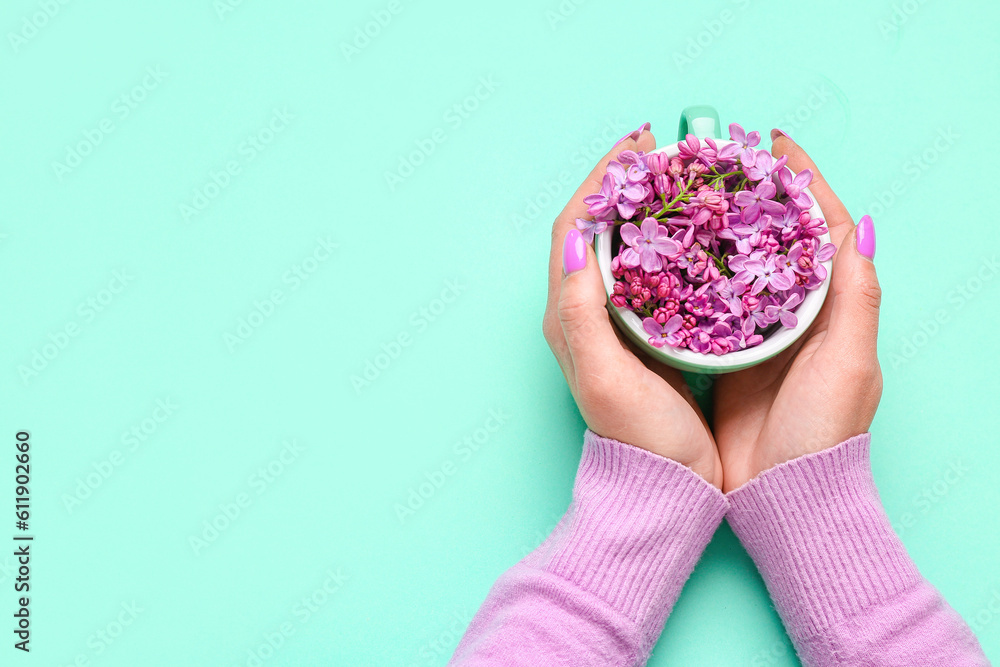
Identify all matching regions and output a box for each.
[856,215,875,260]
[615,121,651,146]
[770,128,791,141]
[563,229,587,274]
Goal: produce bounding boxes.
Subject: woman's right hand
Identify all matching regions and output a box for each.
[713,131,883,493]
[543,125,722,489]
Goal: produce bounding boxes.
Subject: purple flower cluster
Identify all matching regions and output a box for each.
[577,123,835,355]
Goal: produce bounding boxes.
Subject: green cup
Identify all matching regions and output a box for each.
[678,105,723,141]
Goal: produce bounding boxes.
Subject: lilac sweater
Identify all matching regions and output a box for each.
[449,431,989,666]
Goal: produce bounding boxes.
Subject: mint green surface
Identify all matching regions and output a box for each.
[2,1,999,665]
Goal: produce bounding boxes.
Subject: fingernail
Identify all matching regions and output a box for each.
[770,128,791,141]
[615,121,651,146]
[856,215,876,260]
[563,229,587,274]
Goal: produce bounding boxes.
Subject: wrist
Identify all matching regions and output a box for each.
[726,433,920,650]
[587,424,722,490]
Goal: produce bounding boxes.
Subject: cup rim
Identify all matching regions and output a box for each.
[594,137,833,373]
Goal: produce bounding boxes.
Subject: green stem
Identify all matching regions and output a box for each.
[655,182,692,218]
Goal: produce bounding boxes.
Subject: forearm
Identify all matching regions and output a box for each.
[448,429,727,667]
[727,433,989,666]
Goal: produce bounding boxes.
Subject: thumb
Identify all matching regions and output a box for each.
[559,229,623,374]
[826,214,880,359]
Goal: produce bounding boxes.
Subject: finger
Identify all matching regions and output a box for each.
[823,214,880,364]
[546,126,656,318]
[558,228,627,386]
[770,131,854,245]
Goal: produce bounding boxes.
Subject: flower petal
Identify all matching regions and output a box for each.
[642,317,662,336]
[617,200,637,219]
[640,216,659,239]
[620,222,641,246]
[769,271,793,291]
[652,238,681,257]
[640,249,662,272]
[663,314,684,334]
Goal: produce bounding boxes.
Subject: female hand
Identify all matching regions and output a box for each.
[713,131,882,493]
[542,126,722,489]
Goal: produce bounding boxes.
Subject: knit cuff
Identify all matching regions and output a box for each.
[525,429,727,649]
[726,433,921,646]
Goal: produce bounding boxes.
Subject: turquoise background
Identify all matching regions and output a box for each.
[2,0,998,664]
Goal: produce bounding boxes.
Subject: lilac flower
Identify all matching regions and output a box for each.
[784,242,806,274]
[730,215,772,254]
[743,150,788,181]
[728,250,765,286]
[595,121,834,355]
[729,123,761,164]
[799,215,827,238]
[726,327,763,351]
[643,314,686,348]
[733,180,786,223]
[676,242,709,280]
[653,173,672,196]
[707,137,740,164]
[787,241,836,282]
[677,134,717,168]
[776,166,814,208]
[816,242,836,262]
[583,176,617,218]
[772,204,803,242]
[606,161,646,218]
[764,292,803,328]
[619,150,652,183]
[620,217,680,272]
[713,276,747,316]
[741,295,777,336]
[687,328,713,354]
[645,152,670,175]
[743,255,795,295]
[689,188,728,215]
[684,292,715,318]
[574,218,608,244]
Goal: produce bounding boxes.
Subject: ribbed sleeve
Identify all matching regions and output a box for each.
[449,429,727,666]
[727,433,989,666]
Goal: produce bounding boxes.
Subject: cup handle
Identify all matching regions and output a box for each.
[678,105,722,140]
